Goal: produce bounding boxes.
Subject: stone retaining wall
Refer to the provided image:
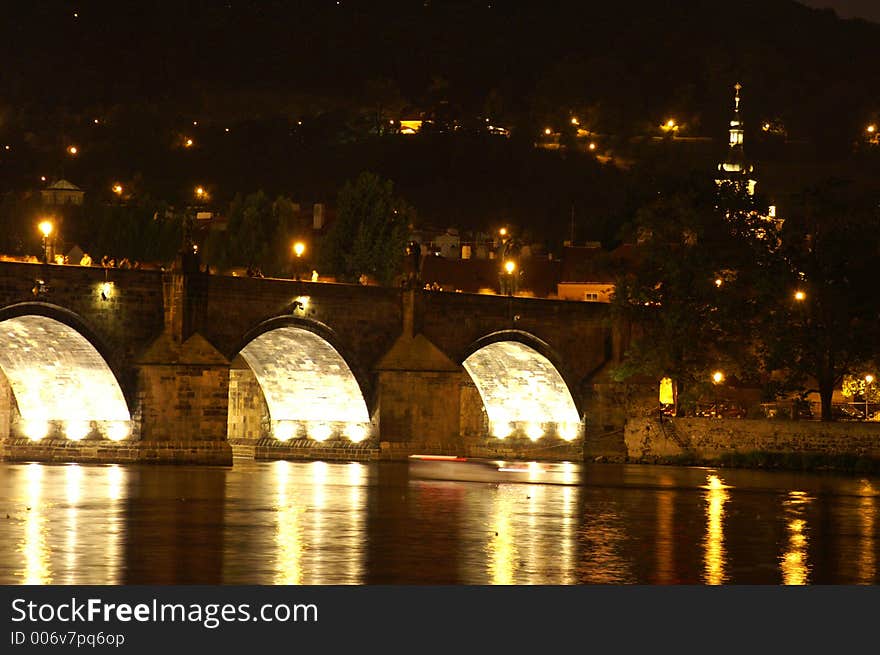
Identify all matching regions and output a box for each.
[625,417,880,462]
[0,438,232,465]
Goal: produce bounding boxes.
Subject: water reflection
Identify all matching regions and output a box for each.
[859,481,876,584]
[577,493,634,584]
[267,460,366,585]
[22,463,50,584]
[0,461,877,584]
[655,478,675,584]
[779,491,811,585]
[702,473,730,585]
[486,487,518,584]
[274,461,304,584]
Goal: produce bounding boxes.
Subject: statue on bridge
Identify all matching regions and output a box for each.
[402,240,422,289]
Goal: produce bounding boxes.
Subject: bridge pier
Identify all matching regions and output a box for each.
[134,332,233,465]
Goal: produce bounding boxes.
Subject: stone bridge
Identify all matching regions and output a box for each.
[0,257,627,465]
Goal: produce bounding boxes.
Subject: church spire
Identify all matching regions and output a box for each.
[717,82,756,195]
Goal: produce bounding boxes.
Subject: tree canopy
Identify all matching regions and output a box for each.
[319,172,414,286]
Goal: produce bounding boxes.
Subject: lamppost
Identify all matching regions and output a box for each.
[38,220,54,264]
[292,241,306,280]
[866,374,874,420]
[503,259,517,296]
[711,371,724,418]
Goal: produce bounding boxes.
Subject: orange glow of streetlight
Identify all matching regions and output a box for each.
[543,127,552,136]
[112,183,123,196]
[715,278,723,288]
[794,290,806,301]
[293,241,305,258]
[67,145,78,156]
[38,220,53,238]
[868,124,877,134]
[195,186,206,199]
[712,371,724,384]
[184,137,194,148]
[570,117,579,126]
[504,260,516,275]
[499,227,507,237]
[588,142,596,151]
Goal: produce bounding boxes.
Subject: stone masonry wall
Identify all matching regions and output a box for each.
[625,417,880,462]
[227,365,269,441]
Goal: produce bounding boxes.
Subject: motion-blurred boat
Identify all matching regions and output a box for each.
[408,454,580,485]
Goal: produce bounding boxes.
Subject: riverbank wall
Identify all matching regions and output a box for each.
[624,417,880,471]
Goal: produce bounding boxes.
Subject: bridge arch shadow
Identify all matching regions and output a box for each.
[0,302,132,442]
[229,315,373,444]
[461,330,582,442]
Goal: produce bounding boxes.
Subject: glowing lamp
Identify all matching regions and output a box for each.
[65,421,90,441]
[293,241,305,257]
[712,371,724,384]
[866,375,874,385]
[491,422,513,439]
[504,260,516,274]
[868,124,876,134]
[526,423,544,442]
[344,423,368,443]
[544,127,552,136]
[558,422,578,441]
[38,220,53,238]
[112,183,123,195]
[274,420,296,442]
[309,423,333,442]
[105,422,129,442]
[23,420,49,442]
[794,290,806,301]
[67,145,78,155]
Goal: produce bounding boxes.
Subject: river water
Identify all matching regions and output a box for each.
[0,459,876,585]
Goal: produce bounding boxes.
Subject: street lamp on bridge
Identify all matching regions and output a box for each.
[38,220,54,264]
[292,241,306,280]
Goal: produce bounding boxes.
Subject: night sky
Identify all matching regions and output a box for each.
[798,0,880,23]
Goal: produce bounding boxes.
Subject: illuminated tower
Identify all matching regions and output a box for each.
[716,83,757,196]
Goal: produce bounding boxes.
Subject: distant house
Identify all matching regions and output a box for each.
[41,179,84,206]
[557,243,641,303]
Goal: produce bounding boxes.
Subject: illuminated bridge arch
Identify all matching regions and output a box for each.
[233,317,372,443]
[462,331,582,442]
[0,304,131,442]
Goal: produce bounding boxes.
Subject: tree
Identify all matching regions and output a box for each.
[204,191,303,277]
[611,177,778,414]
[320,172,414,286]
[758,179,880,421]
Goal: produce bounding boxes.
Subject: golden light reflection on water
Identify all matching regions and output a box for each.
[858,480,876,584]
[655,477,675,584]
[487,488,518,584]
[780,491,811,585]
[15,464,127,585]
[703,473,730,585]
[560,485,575,584]
[103,465,125,585]
[577,495,634,584]
[22,463,51,584]
[63,465,82,584]
[271,460,366,585]
[274,461,305,585]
